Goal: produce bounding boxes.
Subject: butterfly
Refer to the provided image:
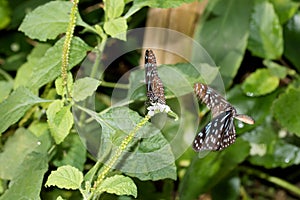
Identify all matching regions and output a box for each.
[193,83,254,151]
[145,49,166,105]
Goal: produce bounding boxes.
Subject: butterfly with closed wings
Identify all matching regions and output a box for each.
[145,49,166,105]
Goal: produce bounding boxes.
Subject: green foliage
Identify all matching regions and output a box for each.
[242,68,279,96]
[125,0,196,18]
[45,165,84,190]
[194,0,253,87]
[0,80,12,102]
[103,17,128,40]
[243,121,300,168]
[270,0,299,24]
[188,0,300,198]
[0,0,11,29]
[179,139,250,199]
[52,133,87,171]
[248,0,283,59]
[95,107,177,181]
[0,152,48,200]
[102,0,127,40]
[28,37,92,90]
[0,128,50,179]
[273,87,300,136]
[18,1,87,41]
[73,77,100,102]
[263,59,295,78]
[1,0,300,199]
[55,73,74,97]
[284,12,300,70]
[104,0,125,20]
[14,43,51,89]
[0,128,50,199]
[96,175,137,197]
[0,87,49,134]
[46,100,74,144]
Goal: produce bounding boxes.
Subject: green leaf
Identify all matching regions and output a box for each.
[242,68,279,96]
[104,0,125,20]
[0,81,13,102]
[18,1,87,41]
[73,77,100,102]
[283,12,300,71]
[55,72,74,97]
[179,139,250,199]
[29,36,91,90]
[270,0,299,24]
[104,17,127,40]
[0,126,50,199]
[272,87,300,136]
[46,100,63,120]
[263,59,295,78]
[80,107,177,181]
[28,122,51,138]
[144,0,196,7]
[227,85,279,131]
[0,152,48,200]
[47,101,74,144]
[0,128,42,179]
[45,165,83,190]
[0,87,48,134]
[102,107,176,181]
[97,175,137,197]
[243,121,300,168]
[0,0,11,30]
[251,141,300,168]
[194,0,253,86]
[14,43,51,89]
[248,0,283,59]
[53,134,87,171]
[126,0,196,18]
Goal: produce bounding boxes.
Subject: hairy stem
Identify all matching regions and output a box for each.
[61,0,78,98]
[90,114,151,197]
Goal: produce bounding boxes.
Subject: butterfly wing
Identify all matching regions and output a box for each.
[194,83,232,118]
[145,49,166,105]
[193,110,236,151]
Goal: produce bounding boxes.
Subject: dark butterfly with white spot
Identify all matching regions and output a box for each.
[193,83,254,151]
[145,49,166,105]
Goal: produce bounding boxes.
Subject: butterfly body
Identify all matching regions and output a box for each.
[145,49,166,105]
[193,83,254,152]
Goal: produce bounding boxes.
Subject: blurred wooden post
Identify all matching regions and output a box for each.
[142,1,207,65]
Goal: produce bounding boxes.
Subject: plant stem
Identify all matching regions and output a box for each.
[61,0,78,98]
[240,166,300,197]
[89,47,102,79]
[89,114,151,198]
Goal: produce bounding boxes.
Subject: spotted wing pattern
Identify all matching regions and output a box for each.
[194,83,232,118]
[145,49,166,105]
[193,83,255,152]
[193,109,236,151]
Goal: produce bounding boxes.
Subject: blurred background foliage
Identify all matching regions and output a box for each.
[0,0,300,199]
